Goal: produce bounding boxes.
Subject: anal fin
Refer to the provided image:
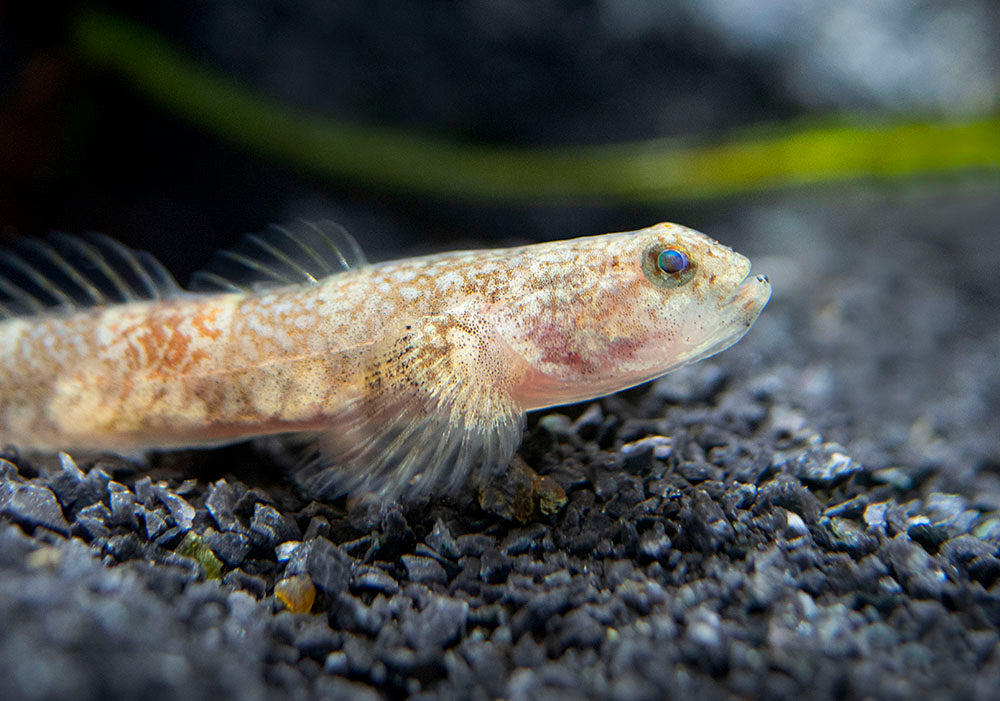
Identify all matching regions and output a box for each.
[300,312,526,502]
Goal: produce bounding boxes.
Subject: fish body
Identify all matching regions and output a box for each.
[0,222,770,498]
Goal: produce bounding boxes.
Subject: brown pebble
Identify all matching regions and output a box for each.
[479,456,567,523]
[538,476,567,516]
[274,573,316,613]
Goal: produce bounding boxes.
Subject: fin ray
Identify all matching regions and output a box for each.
[244,233,319,283]
[15,239,107,306]
[190,219,367,293]
[0,272,47,314]
[86,233,168,300]
[0,251,77,307]
[0,233,182,319]
[299,314,525,501]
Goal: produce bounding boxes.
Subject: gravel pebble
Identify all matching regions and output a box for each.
[287,538,352,596]
[204,529,252,567]
[249,503,300,549]
[0,484,69,535]
[155,486,196,531]
[206,479,244,533]
[402,555,448,586]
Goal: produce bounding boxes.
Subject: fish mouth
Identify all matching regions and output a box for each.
[731,272,772,319]
[680,270,772,366]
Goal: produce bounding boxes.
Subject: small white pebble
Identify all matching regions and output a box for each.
[275,541,302,562]
[785,511,809,536]
[620,435,672,458]
[863,502,889,530]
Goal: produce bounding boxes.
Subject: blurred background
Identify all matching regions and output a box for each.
[1,0,999,493]
[2,1,997,264]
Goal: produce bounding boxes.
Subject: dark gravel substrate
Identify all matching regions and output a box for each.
[1,190,999,700]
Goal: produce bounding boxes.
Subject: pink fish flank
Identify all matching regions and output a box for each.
[0,221,770,498]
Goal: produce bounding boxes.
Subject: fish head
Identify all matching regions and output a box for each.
[502,222,771,410]
[623,221,772,371]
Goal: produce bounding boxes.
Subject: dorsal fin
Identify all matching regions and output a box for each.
[189,220,367,293]
[0,233,182,319]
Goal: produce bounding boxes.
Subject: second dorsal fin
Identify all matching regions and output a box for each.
[189,220,367,293]
[0,233,182,319]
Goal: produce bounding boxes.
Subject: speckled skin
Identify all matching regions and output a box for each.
[0,223,769,497]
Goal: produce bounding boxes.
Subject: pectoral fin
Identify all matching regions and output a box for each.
[301,313,526,501]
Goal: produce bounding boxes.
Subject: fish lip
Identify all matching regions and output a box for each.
[729,271,772,313]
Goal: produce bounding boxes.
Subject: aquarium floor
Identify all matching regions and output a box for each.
[1,189,999,700]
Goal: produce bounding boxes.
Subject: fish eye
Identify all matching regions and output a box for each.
[657,249,688,274]
[642,244,695,288]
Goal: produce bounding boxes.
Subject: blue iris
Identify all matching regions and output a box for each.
[657,249,688,275]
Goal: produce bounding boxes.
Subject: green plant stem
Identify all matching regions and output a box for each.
[72,10,1000,202]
